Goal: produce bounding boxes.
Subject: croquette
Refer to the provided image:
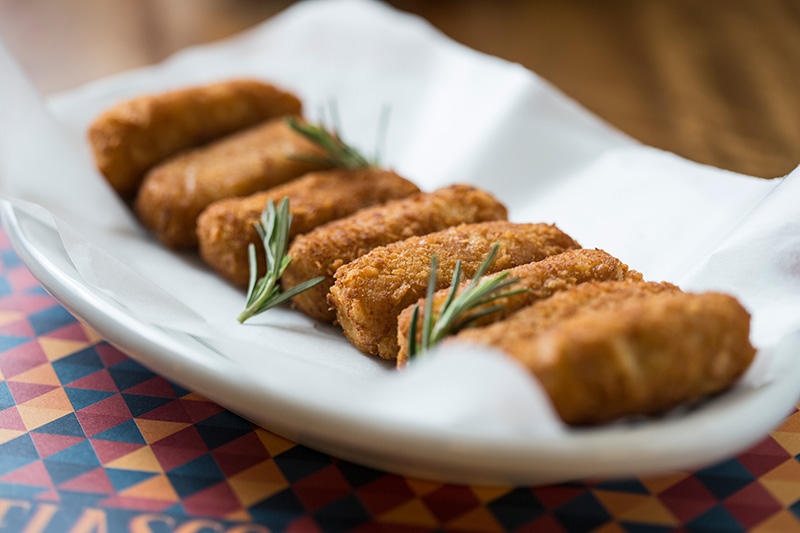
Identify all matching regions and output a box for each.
[134,117,328,249]
[395,248,644,365]
[197,168,420,287]
[455,281,755,424]
[282,184,509,322]
[89,79,303,198]
[328,221,581,359]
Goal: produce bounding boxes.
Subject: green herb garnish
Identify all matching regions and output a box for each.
[407,244,528,358]
[287,116,373,169]
[237,197,324,323]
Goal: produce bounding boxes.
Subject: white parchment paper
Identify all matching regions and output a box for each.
[1,0,798,448]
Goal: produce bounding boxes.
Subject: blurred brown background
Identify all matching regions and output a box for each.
[1,0,799,178]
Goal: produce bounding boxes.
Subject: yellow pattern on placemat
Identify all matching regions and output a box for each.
[761,460,800,507]
[378,498,439,528]
[134,419,191,444]
[254,428,295,457]
[38,338,91,362]
[224,509,253,523]
[618,497,679,526]
[105,446,164,473]
[0,428,26,445]
[121,474,179,501]
[639,472,690,495]
[470,485,512,504]
[0,310,25,327]
[446,506,504,532]
[772,431,800,457]
[228,460,288,508]
[405,478,443,497]
[753,509,800,532]
[9,362,60,385]
[593,490,651,516]
[17,389,73,431]
[79,323,105,344]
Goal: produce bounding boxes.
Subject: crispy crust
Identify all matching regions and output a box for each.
[197,168,420,287]
[282,184,509,322]
[457,281,680,349]
[89,79,302,198]
[455,282,755,424]
[328,221,581,359]
[134,118,328,249]
[395,248,644,366]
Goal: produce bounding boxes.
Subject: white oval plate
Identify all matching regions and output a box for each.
[4,199,800,486]
[2,0,800,486]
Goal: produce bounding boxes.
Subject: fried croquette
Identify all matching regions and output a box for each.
[328,221,581,359]
[454,281,755,425]
[395,248,644,366]
[135,118,329,249]
[197,168,420,287]
[282,184,509,323]
[89,79,303,198]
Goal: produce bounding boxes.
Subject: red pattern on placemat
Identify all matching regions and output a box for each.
[58,467,115,494]
[149,427,209,471]
[657,477,719,523]
[292,464,354,512]
[0,459,53,487]
[0,341,49,379]
[30,433,84,459]
[67,369,119,392]
[212,433,272,478]
[75,395,133,437]
[357,477,416,516]
[182,481,243,517]
[122,377,178,399]
[723,481,784,528]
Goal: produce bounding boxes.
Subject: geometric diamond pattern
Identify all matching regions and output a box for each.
[3,224,800,531]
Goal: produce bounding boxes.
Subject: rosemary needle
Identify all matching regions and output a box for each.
[286,116,373,169]
[407,243,529,359]
[237,197,324,323]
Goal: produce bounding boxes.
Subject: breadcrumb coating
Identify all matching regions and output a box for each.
[282,184,508,322]
[328,221,581,359]
[134,118,328,249]
[396,248,644,366]
[197,168,419,287]
[455,281,755,424]
[89,79,302,198]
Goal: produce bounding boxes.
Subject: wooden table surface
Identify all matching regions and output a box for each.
[1,0,799,178]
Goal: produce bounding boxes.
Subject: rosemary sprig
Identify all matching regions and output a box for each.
[237,197,324,323]
[407,244,529,359]
[287,116,373,169]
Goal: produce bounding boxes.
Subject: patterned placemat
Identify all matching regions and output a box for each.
[1,224,799,532]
